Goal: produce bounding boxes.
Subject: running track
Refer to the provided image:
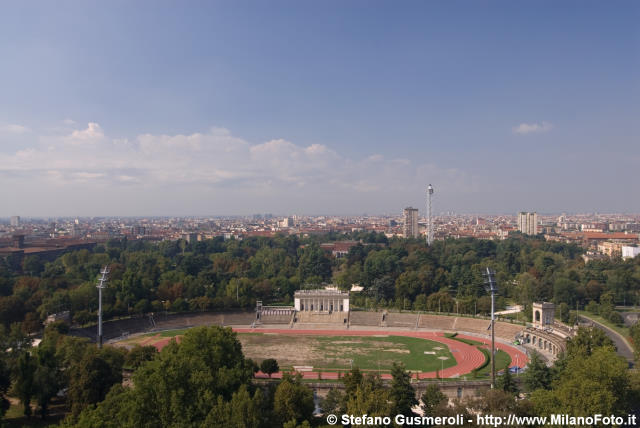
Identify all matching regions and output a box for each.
[151,328,527,381]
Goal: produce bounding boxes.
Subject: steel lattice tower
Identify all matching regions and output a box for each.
[427,184,434,246]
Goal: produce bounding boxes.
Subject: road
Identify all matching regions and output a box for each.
[578,314,635,367]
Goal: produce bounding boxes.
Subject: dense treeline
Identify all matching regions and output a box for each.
[0,321,131,422]
[0,233,639,332]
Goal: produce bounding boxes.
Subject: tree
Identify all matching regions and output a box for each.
[341,367,363,396]
[566,327,614,358]
[73,310,96,326]
[67,346,125,417]
[260,358,279,378]
[363,250,399,287]
[585,300,599,314]
[370,276,395,301]
[33,339,62,419]
[522,351,551,391]
[390,362,417,417]
[0,337,10,420]
[298,244,331,282]
[496,364,517,394]
[245,358,260,374]
[203,385,263,428]
[553,278,578,305]
[273,374,314,426]
[67,327,258,428]
[395,271,423,300]
[321,388,345,416]
[12,351,35,417]
[109,326,253,426]
[420,384,447,418]
[631,322,640,362]
[346,374,392,419]
[22,255,44,276]
[467,389,533,419]
[124,345,157,370]
[556,302,570,323]
[531,347,632,416]
[283,420,312,428]
[608,311,624,326]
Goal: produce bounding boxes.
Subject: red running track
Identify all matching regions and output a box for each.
[148,329,528,380]
[456,334,528,371]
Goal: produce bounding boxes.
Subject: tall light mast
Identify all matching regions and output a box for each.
[427,184,434,246]
[483,267,498,388]
[97,265,110,348]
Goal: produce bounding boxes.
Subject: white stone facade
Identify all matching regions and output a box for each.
[294,289,349,313]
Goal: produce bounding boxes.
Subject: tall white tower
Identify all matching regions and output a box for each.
[427,184,434,246]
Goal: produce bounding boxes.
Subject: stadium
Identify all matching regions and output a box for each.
[75,288,573,400]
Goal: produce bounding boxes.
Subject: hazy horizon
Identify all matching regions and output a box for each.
[2,1,638,217]
[4,211,640,221]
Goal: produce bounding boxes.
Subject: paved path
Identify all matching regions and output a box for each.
[578,314,635,366]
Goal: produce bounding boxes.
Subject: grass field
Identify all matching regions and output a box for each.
[121,330,457,373]
[238,333,456,373]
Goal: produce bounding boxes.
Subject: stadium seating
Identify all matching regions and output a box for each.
[259,312,294,324]
[222,312,258,325]
[348,311,383,327]
[417,314,456,330]
[295,311,347,324]
[384,312,419,328]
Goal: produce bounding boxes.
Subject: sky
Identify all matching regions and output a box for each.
[1,1,638,217]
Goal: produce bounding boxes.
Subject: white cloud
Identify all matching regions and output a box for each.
[69,122,104,141]
[0,122,478,214]
[512,121,553,135]
[1,124,30,134]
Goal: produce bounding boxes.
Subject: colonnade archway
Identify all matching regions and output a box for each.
[523,331,563,356]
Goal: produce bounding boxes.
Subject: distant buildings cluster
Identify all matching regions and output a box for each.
[1,209,639,262]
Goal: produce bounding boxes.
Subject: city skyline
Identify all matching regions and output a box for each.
[1,1,638,216]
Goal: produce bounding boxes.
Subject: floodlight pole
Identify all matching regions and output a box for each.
[484,267,498,389]
[97,265,110,348]
[491,283,495,388]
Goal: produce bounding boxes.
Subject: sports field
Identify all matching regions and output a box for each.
[238,333,456,372]
[116,327,531,380]
[117,330,456,372]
